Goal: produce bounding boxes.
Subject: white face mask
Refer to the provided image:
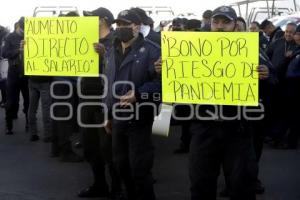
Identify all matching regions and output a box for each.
[140,24,151,37]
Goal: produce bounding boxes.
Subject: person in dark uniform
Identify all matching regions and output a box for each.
[0,25,9,108]
[1,17,29,135]
[77,7,121,199]
[219,15,276,196]
[50,12,82,162]
[104,9,160,200]
[285,25,300,149]
[260,19,284,46]
[265,22,297,148]
[188,6,269,200]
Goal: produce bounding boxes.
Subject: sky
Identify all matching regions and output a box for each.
[0,0,226,30]
[0,0,298,30]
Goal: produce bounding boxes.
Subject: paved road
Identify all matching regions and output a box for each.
[0,106,300,200]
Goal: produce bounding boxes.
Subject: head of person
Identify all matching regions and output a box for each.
[83,7,114,36]
[130,7,153,36]
[294,25,300,45]
[202,10,213,25]
[235,17,247,32]
[171,18,186,31]
[114,9,141,43]
[249,21,260,32]
[211,6,237,32]
[260,20,275,36]
[186,19,202,31]
[284,22,297,42]
[16,17,24,36]
[65,11,79,16]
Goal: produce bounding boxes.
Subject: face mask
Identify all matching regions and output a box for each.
[140,24,150,37]
[116,27,134,43]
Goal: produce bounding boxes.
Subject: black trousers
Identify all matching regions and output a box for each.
[51,82,77,154]
[5,76,29,131]
[286,78,300,148]
[81,105,120,193]
[189,121,257,200]
[0,80,6,103]
[112,120,155,200]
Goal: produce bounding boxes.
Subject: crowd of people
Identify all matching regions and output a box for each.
[0,4,299,200]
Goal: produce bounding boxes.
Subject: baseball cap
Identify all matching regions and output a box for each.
[212,6,237,21]
[83,7,114,25]
[186,19,202,30]
[114,9,141,25]
[130,7,153,25]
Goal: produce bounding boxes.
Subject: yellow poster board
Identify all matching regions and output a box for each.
[161,31,259,106]
[24,17,99,77]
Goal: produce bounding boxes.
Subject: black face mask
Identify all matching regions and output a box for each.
[116,27,134,42]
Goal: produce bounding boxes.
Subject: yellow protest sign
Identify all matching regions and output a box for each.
[24,17,99,77]
[161,31,259,106]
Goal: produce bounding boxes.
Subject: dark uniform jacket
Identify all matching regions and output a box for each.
[80,31,115,98]
[286,47,300,78]
[266,38,297,81]
[105,34,160,122]
[1,31,24,79]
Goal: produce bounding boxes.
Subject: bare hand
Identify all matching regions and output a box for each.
[154,57,162,74]
[120,90,136,107]
[93,43,106,56]
[104,120,112,134]
[285,50,293,58]
[257,65,269,80]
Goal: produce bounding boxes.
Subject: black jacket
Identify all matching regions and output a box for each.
[266,38,297,81]
[1,31,24,79]
[105,34,161,121]
[286,46,300,78]
[268,27,284,45]
[146,30,161,46]
[80,31,115,98]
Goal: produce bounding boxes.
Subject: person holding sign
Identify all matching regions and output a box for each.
[78,7,122,199]
[2,17,29,135]
[186,6,265,200]
[104,9,160,200]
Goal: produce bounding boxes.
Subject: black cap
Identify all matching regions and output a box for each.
[83,7,114,25]
[212,6,237,21]
[172,18,188,27]
[296,24,300,33]
[115,9,141,25]
[186,19,202,30]
[18,17,24,30]
[65,11,79,17]
[130,7,153,25]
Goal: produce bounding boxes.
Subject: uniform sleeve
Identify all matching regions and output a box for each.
[136,45,161,103]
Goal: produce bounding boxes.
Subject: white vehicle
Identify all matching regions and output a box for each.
[270,12,300,30]
[33,6,81,17]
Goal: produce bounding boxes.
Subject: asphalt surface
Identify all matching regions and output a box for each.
[0,104,300,200]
